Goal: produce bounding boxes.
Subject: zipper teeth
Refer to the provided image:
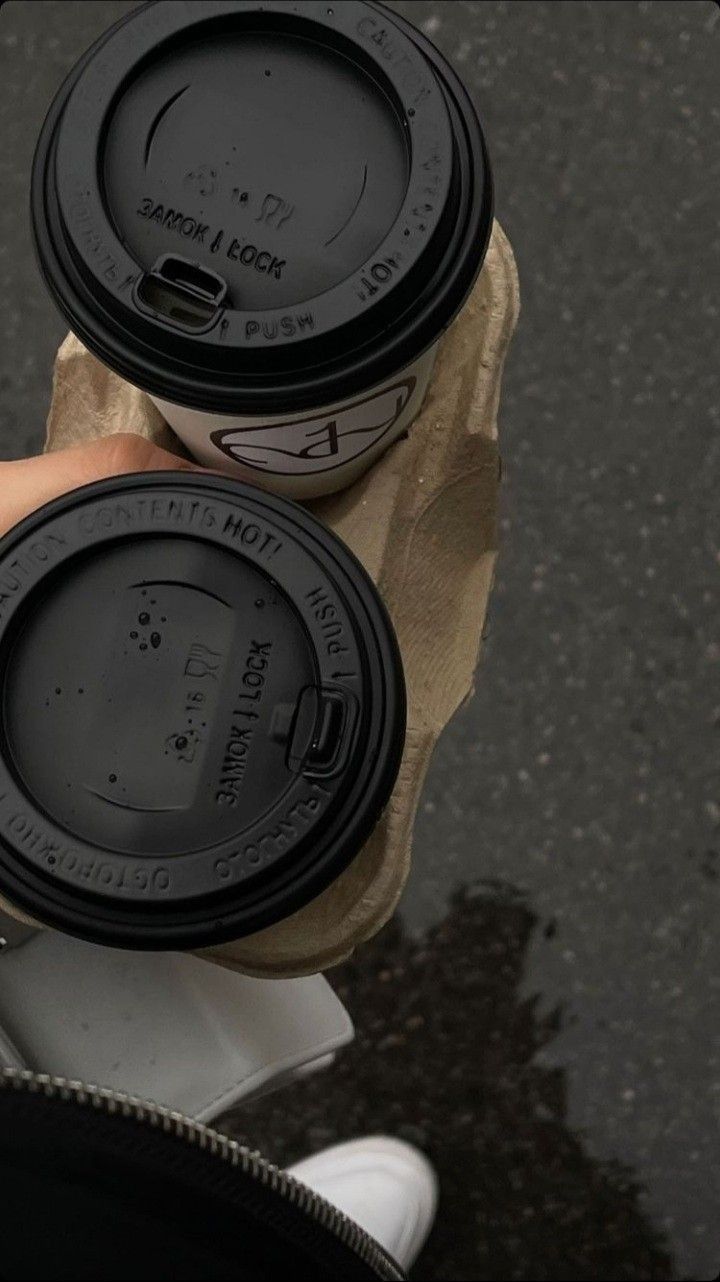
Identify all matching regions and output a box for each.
[1,1068,403,1280]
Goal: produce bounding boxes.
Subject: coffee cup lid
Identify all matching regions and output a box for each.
[32,0,492,415]
[0,474,405,948]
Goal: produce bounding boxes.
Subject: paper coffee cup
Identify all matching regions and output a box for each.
[0,474,405,949]
[150,344,439,499]
[32,1,493,499]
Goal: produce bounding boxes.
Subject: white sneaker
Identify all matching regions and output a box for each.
[288,1135,438,1271]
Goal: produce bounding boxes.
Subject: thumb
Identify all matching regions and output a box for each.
[0,434,202,538]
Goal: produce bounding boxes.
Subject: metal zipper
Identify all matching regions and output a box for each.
[0,1067,404,1280]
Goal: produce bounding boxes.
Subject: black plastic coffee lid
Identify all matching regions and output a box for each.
[0,473,405,949]
[32,0,493,415]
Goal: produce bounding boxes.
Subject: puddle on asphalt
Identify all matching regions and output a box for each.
[397,816,719,1279]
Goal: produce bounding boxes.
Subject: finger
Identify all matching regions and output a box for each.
[0,434,201,537]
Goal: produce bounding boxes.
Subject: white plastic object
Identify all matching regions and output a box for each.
[0,923,353,1122]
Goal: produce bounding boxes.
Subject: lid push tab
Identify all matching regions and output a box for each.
[285,686,358,780]
[135,254,228,332]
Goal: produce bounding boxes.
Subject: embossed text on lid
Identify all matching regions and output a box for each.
[32,1,492,414]
[0,474,406,948]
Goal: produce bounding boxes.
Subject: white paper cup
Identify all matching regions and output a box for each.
[149,344,438,499]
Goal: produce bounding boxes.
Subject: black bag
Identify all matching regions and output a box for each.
[0,1071,404,1280]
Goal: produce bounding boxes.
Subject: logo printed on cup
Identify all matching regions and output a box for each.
[210,378,416,475]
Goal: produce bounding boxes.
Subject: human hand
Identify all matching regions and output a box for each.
[0,434,201,538]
